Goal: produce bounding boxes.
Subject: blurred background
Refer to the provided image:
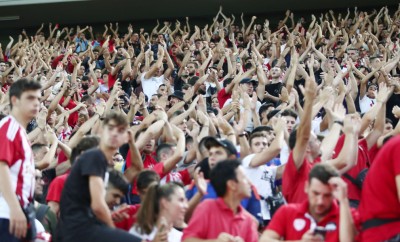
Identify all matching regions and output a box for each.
[0,0,398,43]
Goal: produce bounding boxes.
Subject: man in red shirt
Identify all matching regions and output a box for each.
[333,83,393,207]
[182,159,258,242]
[260,163,357,242]
[282,74,359,204]
[358,135,400,242]
[0,78,42,241]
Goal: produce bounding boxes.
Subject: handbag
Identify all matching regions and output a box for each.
[265,176,286,218]
[22,203,37,241]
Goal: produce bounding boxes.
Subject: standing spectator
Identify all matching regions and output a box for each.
[358,135,400,242]
[0,78,42,241]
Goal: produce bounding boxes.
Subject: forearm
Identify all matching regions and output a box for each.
[320,123,342,162]
[57,140,71,159]
[68,114,100,148]
[339,199,356,242]
[36,141,58,170]
[124,142,144,183]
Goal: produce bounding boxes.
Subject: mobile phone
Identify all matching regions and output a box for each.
[313,226,327,238]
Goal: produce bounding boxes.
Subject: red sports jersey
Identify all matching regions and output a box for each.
[0,116,35,218]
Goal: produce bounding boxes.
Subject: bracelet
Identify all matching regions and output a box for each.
[333,120,344,126]
[238,132,247,137]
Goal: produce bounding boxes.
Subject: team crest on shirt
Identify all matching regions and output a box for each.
[293,218,306,231]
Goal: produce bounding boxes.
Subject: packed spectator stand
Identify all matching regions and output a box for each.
[0,5,400,242]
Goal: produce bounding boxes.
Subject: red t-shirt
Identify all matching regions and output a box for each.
[182,198,258,242]
[282,152,320,204]
[46,174,68,203]
[108,73,117,90]
[125,150,159,194]
[333,135,370,201]
[266,200,358,242]
[152,162,192,185]
[358,136,400,242]
[217,88,231,108]
[114,204,140,231]
[57,150,68,165]
[0,116,35,209]
[368,143,380,165]
[59,96,78,128]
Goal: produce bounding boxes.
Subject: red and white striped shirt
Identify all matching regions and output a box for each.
[0,115,35,219]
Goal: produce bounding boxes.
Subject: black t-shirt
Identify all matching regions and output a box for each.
[59,148,109,236]
[387,92,400,126]
[264,82,284,106]
[174,75,188,91]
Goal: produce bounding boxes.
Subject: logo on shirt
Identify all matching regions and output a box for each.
[293,218,306,231]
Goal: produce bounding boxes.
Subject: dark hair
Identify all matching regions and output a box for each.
[259,103,274,117]
[308,163,339,184]
[249,133,267,147]
[9,78,42,109]
[135,182,184,234]
[102,111,128,127]
[108,170,129,194]
[281,109,298,120]
[70,136,100,165]
[288,125,299,150]
[210,159,241,197]
[81,95,92,103]
[156,143,175,161]
[185,135,194,146]
[385,118,393,125]
[252,125,273,135]
[137,170,160,193]
[223,78,233,88]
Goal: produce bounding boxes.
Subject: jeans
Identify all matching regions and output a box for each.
[0,218,22,242]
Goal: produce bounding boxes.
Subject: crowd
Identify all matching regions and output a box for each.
[0,4,400,242]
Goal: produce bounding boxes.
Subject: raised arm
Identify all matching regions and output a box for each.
[124,129,144,183]
[292,75,317,169]
[161,125,185,174]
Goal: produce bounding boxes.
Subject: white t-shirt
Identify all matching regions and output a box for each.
[130,226,182,242]
[141,72,165,98]
[242,154,277,220]
[359,95,376,114]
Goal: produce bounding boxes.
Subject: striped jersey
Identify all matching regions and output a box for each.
[0,115,35,219]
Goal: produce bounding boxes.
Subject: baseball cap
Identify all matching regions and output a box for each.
[203,136,237,156]
[239,78,258,87]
